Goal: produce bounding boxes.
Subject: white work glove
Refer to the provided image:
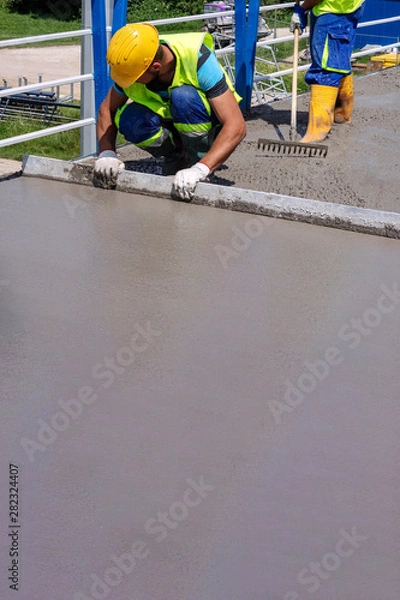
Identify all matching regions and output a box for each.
[173,162,210,201]
[290,4,308,35]
[94,150,124,188]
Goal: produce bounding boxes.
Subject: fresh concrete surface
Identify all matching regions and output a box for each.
[22,154,400,238]
[231,66,400,212]
[112,67,400,214]
[0,176,399,600]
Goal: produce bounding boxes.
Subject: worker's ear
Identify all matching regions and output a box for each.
[149,60,162,74]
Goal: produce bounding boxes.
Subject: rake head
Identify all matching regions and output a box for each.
[257,138,328,158]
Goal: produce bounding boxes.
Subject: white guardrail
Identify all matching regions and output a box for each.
[0,3,399,155]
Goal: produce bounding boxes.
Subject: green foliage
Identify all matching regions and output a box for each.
[128,0,204,18]
[260,0,292,30]
[282,71,309,95]
[127,0,204,33]
[0,1,80,43]
[5,0,81,21]
[171,0,203,15]
[128,0,178,23]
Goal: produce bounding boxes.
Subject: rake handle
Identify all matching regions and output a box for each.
[291,25,299,135]
[290,0,301,141]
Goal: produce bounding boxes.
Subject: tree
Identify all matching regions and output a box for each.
[171,0,203,15]
[128,0,203,20]
[5,0,81,21]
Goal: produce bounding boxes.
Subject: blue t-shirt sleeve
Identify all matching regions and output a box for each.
[113,83,127,95]
[197,44,229,98]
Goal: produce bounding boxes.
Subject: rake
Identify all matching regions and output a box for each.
[257,18,328,159]
[257,139,328,158]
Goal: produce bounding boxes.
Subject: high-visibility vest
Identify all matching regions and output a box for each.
[116,31,239,124]
[313,0,365,16]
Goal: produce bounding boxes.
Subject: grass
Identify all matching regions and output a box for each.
[254,38,310,95]
[353,54,371,64]
[0,0,80,45]
[0,0,81,159]
[0,114,81,161]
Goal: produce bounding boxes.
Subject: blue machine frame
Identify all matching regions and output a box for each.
[235,0,261,111]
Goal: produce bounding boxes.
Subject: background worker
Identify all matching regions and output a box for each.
[94,23,246,200]
[290,0,365,143]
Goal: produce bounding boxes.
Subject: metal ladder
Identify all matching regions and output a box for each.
[213,32,288,106]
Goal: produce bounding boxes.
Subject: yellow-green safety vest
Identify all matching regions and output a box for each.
[115,31,240,126]
[313,0,365,16]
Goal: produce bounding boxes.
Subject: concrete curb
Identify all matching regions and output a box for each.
[22,155,400,239]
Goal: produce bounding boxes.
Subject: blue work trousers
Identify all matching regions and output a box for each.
[119,84,219,147]
[305,3,365,87]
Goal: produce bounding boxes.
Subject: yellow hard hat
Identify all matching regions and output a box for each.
[107,23,159,88]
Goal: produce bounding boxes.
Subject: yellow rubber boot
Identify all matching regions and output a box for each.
[301,84,339,144]
[334,74,354,124]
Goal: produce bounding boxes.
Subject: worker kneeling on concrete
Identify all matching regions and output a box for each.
[94,23,246,199]
[290,0,365,143]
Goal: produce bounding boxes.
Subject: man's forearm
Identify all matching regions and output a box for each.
[299,0,322,11]
[95,87,128,154]
[200,123,246,172]
[96,119,119,153]
[203,90,246,172]
[96,97,120,153]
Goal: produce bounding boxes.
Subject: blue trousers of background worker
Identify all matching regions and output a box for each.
[306,3,365,87]
[301,3,365,142]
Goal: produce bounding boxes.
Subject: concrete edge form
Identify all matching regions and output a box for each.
[21,154,400,239]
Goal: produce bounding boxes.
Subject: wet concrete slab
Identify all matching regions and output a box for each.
[0,177,399,600]
[22,154,400,239]
[112,67,400,214]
